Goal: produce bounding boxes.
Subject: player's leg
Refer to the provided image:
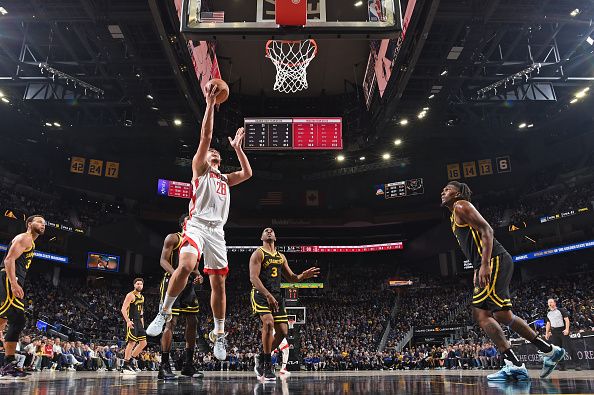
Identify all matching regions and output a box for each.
[122,340,136,374]
[159,315,178,379]
[204,228,229,356]
[181,314,204,378]
[148,240,201,337]
[132,340,147,358]
[273,323,291,375]
[257,314,275,379]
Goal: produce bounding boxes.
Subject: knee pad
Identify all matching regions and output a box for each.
[5,311,26,342]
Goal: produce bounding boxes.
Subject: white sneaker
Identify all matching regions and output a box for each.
[134,367,141,372]
[209,331,227,361]
[279,368,291,376]
[67,366,76,371]
[146,311,172,337]
[51,363,57,370]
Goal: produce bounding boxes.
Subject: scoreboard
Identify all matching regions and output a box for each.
[157,179,192,199]
[244,118,342,150]
[375,178,425,199]
[227,242,403,253]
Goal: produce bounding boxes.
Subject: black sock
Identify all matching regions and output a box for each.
[123,359,130,367]
[530,335,553,354]
[503,348,522,367]
[162,352,170,366]
[264,353,272,364]
[5,355,16,364]
[185,347,195,365]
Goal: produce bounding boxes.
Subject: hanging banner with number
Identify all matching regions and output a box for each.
[70,157,86,174]
[462,162,477,178]
[496,156,511,173]
[88,159,104,176]
[105,161,120,178]
[478,159,493,176]
[447,163,461,180]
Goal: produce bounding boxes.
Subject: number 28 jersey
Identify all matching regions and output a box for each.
[188,166,230,227]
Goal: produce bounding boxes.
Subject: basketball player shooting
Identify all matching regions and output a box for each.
[147,80,253,362]
[441,182,565,381]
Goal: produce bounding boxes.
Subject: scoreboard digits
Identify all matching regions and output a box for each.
[244,118,342,150]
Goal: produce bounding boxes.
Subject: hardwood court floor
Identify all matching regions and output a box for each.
[0,369,592,394]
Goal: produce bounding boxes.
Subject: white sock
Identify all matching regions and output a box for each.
[214,317,225,334]
[282,347,290,367]
[162,293,177,313]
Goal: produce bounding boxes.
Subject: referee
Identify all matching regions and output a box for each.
[545,298,580,371]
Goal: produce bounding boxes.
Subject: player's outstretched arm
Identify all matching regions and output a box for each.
[280,253,320,283]
[192,83,220,180]
[226,127,253,187]
[159,233,179,275]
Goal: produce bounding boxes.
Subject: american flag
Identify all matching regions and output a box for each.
[259,192,283,206]
[200,11,225,23]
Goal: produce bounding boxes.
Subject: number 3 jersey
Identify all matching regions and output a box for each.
[257,248,284,295]
[188,166,230,227]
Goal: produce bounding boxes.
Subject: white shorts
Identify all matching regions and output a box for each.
[182,220,229,276]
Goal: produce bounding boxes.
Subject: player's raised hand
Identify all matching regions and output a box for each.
[301,267,320,280]
[193,272,204,285]
[228,127,245,150]
[204,82,219,106]
[265,293,279,313]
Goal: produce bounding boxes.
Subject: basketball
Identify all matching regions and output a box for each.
[205,78,229,104]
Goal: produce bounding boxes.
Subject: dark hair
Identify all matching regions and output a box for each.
[208,148,220,154]
[447,181,472,202]
[133,278,144,285]
[26,215,44,227]
[178,214,188,228]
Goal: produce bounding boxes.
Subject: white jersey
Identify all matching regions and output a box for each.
[188,166,230,227]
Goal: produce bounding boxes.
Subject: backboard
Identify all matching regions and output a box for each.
[178,0,402,40]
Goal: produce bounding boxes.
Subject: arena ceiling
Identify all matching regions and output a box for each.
[0,0,593,175]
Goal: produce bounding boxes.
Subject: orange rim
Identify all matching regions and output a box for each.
[265,39,318,67]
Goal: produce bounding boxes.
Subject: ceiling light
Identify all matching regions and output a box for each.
[135,73,141,78]
[146,94,153,100]
[0,7,7,16]
[354,1,363,6]
[150,106,159,111]
[1,97,10,103]
[570,98,578,104]
[582,87,590,93]
[417,111,427,119]
[575,91,586,98]
[518,123,527,129]
[0,91,4,97]
[53,122,61,127]
[570,8,580,17]
[423,107,429,111]
[394,139,402,146]
[587,36,594,46]
[45,122,52,127]
[336,154,345,162]
[428,94,435,99]
[527,124,534,128]
[440,70,448,76]
[359,156,366,161]
[399,118,408,126]
[173,119,182,126]
[382,153,391,160]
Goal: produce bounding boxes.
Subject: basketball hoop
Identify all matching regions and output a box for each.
[265,39,318,93]
[287,314,297,329]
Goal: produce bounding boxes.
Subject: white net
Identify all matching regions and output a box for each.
[266,39,318,93]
